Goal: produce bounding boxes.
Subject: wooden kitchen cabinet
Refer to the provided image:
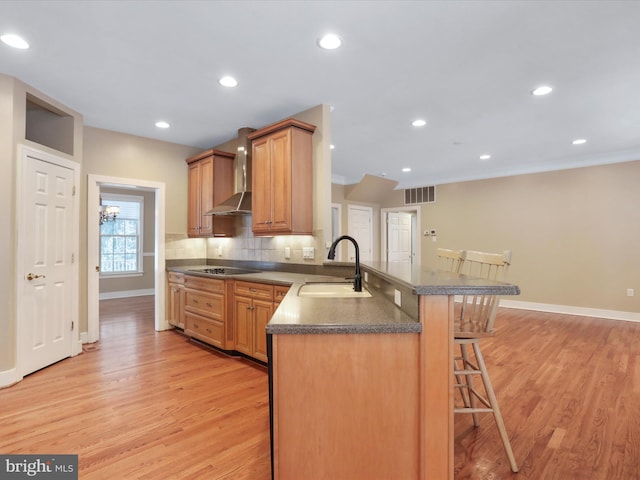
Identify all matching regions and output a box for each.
[186,149,235,237]
[274,284,290,304]
[248,118,316,236]
[233,280,276,362]
[184,275,227,349]
[167,272,185,329]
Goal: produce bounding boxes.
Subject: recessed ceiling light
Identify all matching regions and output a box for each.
[402,167,412,172]
[317,33,342,50]
[219,76,238,87]
[572,138,587,145]
[1,33,29,49]
[479,154,491,160]
[330,144,335,150]
[412,119,427,127]
[531,85,553,96]
[155,121,170,129]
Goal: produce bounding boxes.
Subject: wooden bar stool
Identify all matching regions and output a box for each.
[444,249,518,472]
[453,250,518,473]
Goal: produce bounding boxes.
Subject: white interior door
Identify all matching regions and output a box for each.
[17,147,78,376]
[380,206,421,266]
[387,211,412,263]
[347,205,373,262]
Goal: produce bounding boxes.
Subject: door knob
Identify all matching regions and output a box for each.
[26,273,46,281]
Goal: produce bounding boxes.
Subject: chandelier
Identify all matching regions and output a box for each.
[99,198,120,225]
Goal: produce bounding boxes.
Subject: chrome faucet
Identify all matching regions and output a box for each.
[327,235,362,292]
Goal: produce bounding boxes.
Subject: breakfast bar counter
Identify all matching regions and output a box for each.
[267,261,520,480]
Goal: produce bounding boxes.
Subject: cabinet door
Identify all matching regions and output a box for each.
[211,154,235,236]
[199,156,214,236]
[187,162,201,236]
[168,283,184,328]
[251,136,272,233]
[234,296,253,356]
[269,128,292,232]
[253,299,273,363]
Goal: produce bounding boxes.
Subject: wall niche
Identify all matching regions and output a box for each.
[25,93,74,155]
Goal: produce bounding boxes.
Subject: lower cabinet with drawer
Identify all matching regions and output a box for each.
[167,272,185,329]
[176,273,290,362]
[233,281,275,363]
[183,275,228,349]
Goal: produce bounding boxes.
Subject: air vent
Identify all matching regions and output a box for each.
[404,185,436,205]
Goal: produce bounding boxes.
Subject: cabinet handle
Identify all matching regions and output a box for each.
[206,328,212,333]
[206,302,213,307]
[194,323,199,328]
[192,299,199,304]
[250,288,257,293]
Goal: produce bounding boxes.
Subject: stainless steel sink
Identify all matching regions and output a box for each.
[297,282,372,298]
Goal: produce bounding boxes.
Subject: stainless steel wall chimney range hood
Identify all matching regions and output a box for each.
[206,127,256,215]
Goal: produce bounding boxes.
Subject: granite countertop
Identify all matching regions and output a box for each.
[168,264,420,335]
[361,261,521,296]
[168,261,520,336]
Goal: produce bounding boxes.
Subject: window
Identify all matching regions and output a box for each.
[100,193,144,275]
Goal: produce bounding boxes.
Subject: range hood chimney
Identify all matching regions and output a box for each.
[206,127,256,215]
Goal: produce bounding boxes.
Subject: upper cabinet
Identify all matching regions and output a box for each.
[186,149,235,237]
[248,118,316,236]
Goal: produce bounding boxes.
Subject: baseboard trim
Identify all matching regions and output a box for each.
[0,368,20,389]
[500,299,640,323]
[99,289,154,300]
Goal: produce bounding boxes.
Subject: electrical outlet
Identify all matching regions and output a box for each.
[394,289,402,307]
[284,246,291,259]
[364,271,368,283]
[627,288,635,297]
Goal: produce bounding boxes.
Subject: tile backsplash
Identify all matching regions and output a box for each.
[166,216,325,264]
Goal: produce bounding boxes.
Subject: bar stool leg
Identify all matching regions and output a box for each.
[472,342,519,473]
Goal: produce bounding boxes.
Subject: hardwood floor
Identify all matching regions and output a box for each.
[0,296,271,480]
[454,308,640,480]
[1,296,639,479]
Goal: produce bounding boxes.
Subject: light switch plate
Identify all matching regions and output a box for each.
[394,289,402,307]
[303,247,315,259]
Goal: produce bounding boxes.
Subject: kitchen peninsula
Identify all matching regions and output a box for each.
[167,260,519,479]
[267,261,520,480]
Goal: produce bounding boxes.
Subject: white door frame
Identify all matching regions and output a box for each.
[380,206,421,265]
[15,145,81,381]
[87,175,167,343]
[331,203,342,261]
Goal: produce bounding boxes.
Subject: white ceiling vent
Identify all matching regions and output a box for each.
[404,185,436,205]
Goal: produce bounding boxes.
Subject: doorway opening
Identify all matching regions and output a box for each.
[87,175,166,343]
[381,206,421,266]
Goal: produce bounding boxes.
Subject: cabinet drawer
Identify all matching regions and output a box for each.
[234,281,274,301]
[184,290,224,320]
[274,285,290,303]
[185,312,224,348]
[184,275,224,293]
[168,272,184,284]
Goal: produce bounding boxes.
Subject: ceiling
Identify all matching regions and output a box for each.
[1,1,639,189]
